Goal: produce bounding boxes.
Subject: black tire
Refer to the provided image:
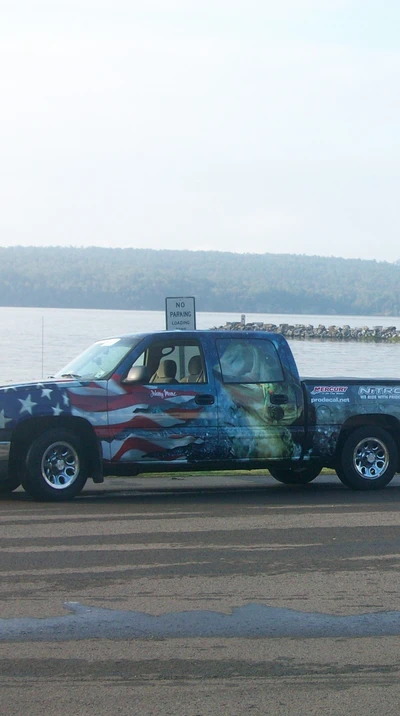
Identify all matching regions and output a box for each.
[337,426,398,491]
[269,463,322,485]
[21,429,88,501]
[335,466,351,487]
[0,474,21,495]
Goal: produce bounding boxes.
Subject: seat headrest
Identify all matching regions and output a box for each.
[158,359,177,379]
[188,355,202,375]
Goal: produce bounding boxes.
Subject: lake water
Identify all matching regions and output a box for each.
[2,306,400,384]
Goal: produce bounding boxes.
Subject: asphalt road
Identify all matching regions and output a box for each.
[1,473,400,715]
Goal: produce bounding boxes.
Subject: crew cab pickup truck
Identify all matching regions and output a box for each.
[1,330,400,500]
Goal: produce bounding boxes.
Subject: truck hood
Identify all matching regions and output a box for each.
[0,378,107,431]
[0,378,79,393]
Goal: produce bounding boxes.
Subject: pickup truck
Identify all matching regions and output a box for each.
[1,329,400,500]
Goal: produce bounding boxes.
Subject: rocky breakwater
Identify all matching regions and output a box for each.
[214,322,400,342]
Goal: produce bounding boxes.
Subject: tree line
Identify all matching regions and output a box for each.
[1,246,400,316]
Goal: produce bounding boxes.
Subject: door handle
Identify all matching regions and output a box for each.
[195,394,215,405]
[270,393,289,405]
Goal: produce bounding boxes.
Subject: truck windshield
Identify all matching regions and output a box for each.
[54,336,142,381]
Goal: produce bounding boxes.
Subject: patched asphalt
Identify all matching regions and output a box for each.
[1,473,400,714]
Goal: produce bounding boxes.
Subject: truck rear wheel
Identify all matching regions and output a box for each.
[22,428,88,501]
[269,464,322,485]
[337,426,398,490]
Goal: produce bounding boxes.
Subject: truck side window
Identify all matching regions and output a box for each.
[129,340,206,383]
[216,338,284,383]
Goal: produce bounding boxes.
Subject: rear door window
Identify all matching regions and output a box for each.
[216,338,283,383]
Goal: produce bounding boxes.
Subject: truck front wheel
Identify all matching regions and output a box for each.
[22,429,88,501]
[268,464,322,485]
[337,426,398,490]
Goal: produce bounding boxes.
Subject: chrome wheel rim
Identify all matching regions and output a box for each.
[353,437,389,480]
[41,441,80,489]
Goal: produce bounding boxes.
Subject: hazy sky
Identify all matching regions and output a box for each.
[1,0,400,261]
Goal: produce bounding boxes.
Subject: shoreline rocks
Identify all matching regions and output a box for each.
[213,322,400,342]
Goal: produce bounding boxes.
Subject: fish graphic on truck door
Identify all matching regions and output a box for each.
[214,336,303,461]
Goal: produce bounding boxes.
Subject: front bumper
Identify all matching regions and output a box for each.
[0,441,10,480]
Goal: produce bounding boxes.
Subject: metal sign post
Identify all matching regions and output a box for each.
[165,296,196,330]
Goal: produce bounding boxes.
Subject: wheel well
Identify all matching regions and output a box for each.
[9,416,103,481]
[335,414,400,470]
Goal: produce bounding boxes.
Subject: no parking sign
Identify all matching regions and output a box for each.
[165,297,196,330]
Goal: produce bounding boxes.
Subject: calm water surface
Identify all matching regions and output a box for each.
[2,306,400,383]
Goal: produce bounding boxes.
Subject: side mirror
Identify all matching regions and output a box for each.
[123,365,151,384]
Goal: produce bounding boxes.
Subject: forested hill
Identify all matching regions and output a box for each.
[1,246,400,316]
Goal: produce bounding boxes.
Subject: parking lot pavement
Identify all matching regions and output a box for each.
[2,474,400,714]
